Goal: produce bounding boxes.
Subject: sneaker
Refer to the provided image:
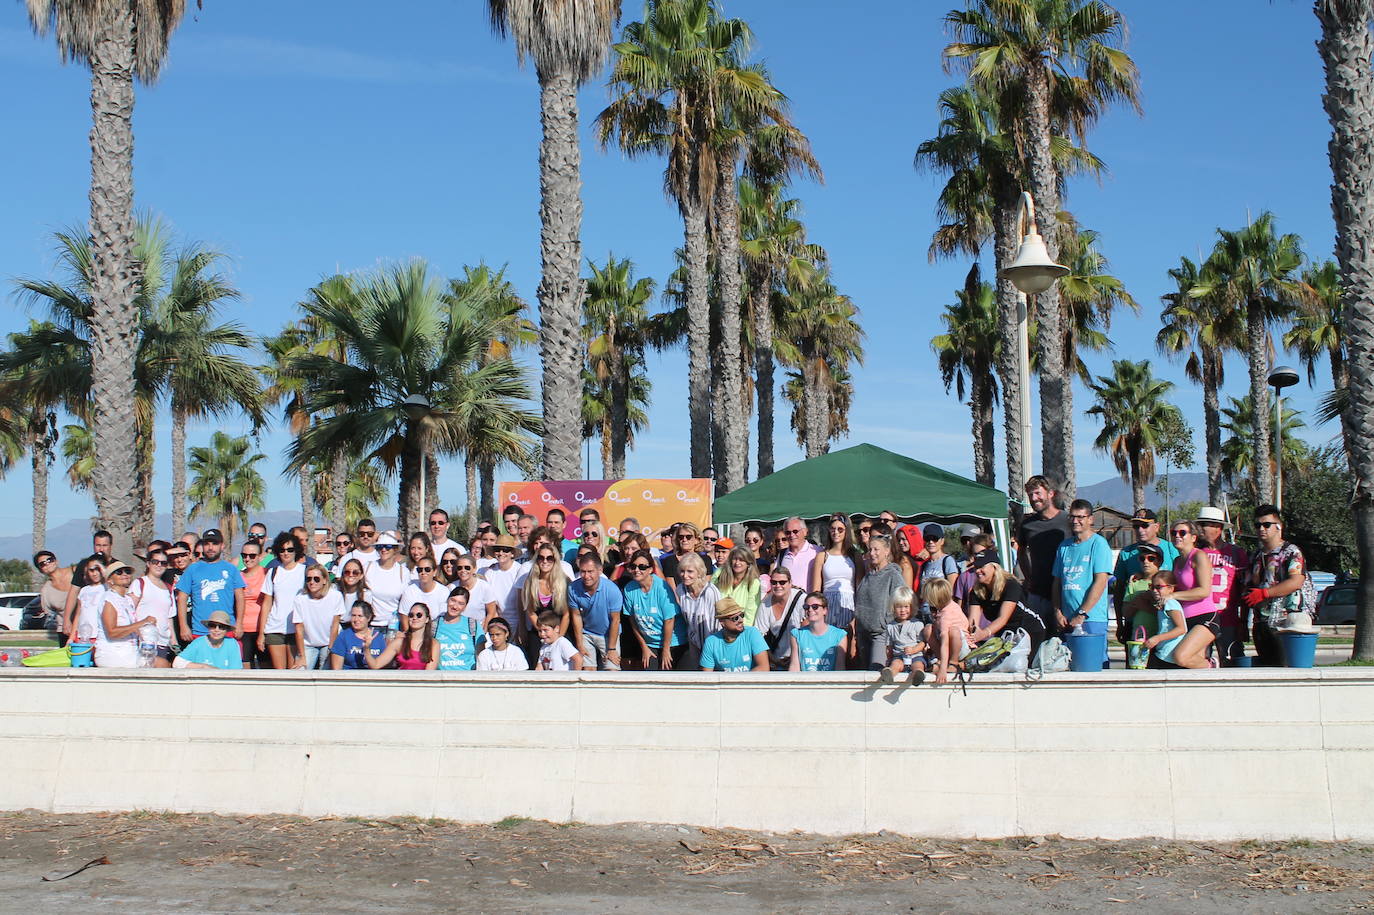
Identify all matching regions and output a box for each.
[878,668,894,684]
[908,669,926,685]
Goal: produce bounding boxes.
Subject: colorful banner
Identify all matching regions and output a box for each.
[497,479,713,540]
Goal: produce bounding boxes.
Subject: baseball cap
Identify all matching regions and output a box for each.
[922,522,945,541]
[201,528,224,543]
[1130,509,1157,523]
[974,549,1002,569]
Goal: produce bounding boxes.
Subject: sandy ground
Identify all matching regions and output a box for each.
[1,812,1371,913]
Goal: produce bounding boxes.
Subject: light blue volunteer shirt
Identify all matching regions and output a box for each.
[792,625,847,671]
[435,617,476,670]
[699,626,767,671]
[1053,533,1114,622]
[623,576,683,649]
[176,559,246,635]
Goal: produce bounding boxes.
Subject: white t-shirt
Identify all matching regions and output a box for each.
[481,564,523,630]
[74,584,108,642]
[398,581,450,624]
[363,561,409,628]
[262,563,307,634]
[95,589,139,668]
[131,575,175,646]
[455,577,499,623]
[292,590,345,648]
[475,555,497,573]
[477,644,529,671]
[430,537,467,557]
[342,548,380,570]
[538,636,580,671]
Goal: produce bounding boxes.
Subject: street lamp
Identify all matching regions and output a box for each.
[999,191,1070,494]
[402,394,432,529]
[1267,365,1299,511]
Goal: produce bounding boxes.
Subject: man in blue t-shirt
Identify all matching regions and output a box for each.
[569,551,623,670]
[175,528,246,641]
[1052,500,1113,668]
[699,601,768,672]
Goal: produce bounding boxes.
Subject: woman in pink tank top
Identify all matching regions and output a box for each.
[1167,521,1217,669]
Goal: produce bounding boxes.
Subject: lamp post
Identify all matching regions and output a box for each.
[999,191,1069,493]
[1267,365,1298,511]
[402,393,432,531]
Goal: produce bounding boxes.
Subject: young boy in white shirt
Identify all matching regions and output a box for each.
[536,611,583,671]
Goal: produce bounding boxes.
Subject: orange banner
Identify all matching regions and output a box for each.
[497,479,713,540]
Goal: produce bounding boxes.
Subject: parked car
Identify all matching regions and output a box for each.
[1315,583,1358,626]
[1309,570,1337,599]
[0,592,39,631]
[20,595,47,630]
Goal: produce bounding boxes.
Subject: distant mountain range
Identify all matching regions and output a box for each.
[1077,471,1212,513]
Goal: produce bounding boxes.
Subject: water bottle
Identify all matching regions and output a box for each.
[138,624,158,668]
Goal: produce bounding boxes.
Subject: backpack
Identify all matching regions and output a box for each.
[1032,636,1071,674]
[961,632,1015,673]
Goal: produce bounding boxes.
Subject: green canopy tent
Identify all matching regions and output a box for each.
[712,443,1012,556]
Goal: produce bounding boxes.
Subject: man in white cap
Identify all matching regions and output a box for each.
[1196,506,1251,665]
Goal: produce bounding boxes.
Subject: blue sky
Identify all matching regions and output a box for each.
[0,0,1343,533]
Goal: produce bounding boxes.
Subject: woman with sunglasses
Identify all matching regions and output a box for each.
[236,541,269,668]
[95,561,156,668]
[33,551,74,643]
[449,554,501,638]
[369,603,439,670]
[622,548,685,670]
[518,545,573,665]
[399,556,449,628]
[1166,520,1217,669]
[788,592,848,672]
[363,533,408,632]
[437,547,464,586]
[129,550,176,667]
[258,532,308,669]
[755,567,807,669]
[809,513,859,630]
[291,566,345,670]
[334,557,368,605]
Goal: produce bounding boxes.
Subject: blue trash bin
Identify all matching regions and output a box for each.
[1065,632,1107,673]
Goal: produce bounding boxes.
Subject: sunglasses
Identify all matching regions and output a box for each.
[148,559,167,566]
[1257,521,1279,529]
[335,541,352,548]
[1131,521,1151,527]
[804,603,825,610]
[491,546,514,553]
[343,569,362,575]
[429,520,447,527]
[703,536,718,542]
[416,566,435,573]
[377,544,397,550]
[536,556,556,563]
[455,565,474,572]
[771,579,791,586]
[408,612,428,620]
[241,552,258,560]
[1170,530,1190,538]
[441,559,458,565]
[629,563,652,571]
[584,532,600,538]
[721,614,744,623]
[207,622,231,631]
[278,547,297,554]
[305,575,326,583]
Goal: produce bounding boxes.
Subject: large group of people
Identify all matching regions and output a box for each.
[29,481,1315,678]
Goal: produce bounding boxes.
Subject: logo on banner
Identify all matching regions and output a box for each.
[676,489,700,504]
[642,489,665,504]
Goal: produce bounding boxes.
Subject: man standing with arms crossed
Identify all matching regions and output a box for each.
[176,528,246,644]
[1017,475,1072,634]
[1053,499,1114,669]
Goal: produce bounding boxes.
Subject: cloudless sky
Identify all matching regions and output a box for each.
[0,0,1342,535]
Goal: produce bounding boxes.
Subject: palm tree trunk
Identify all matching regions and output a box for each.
[536,69,585,482]
[973,375,996,488]
[803,357,827,459]
[609,353,629,479]
[298,460,315,556]
[399,426,422,539]
[171,406,187,538]
[600,414,614,479]
[1332,350,1356,478]
[995,197,1025,502]
[425,452,439,518]
[137,438,155,546]
[85,7,141,562]
[1246,300,1275,504]
[330,450,347,536]
[465,456,479,535]
[751,266,777,479]
[683,197,712,480]
[1202,348,1224,505]
[479,457,496,521]
[30,424,50,557]
[1317,0,1374,659]
[712,154,746,494]
[1025,63,1072,499]
[1130,448,1145,513]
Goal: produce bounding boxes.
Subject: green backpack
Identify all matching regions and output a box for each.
[961,633,1014,674]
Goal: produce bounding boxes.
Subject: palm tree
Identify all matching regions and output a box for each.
[1157,256,1246,505]
[260,324,317,546]
[581,359,651,478]
[312,452,387,532]
[931,265,1001,487]
[145,244,263,540]
[1086,359,1181,511]
[598,0,765,482]
[24,0,189,560]
[60,422,95,492]
[1286,260,1354,473]
[287,262,541,537]
[448,263,538,523]
[187,431,266,545]
[1219,394,1306,501]
[488,0,620,481]
[582,255,656,479]
[1190,212,1309,505]
[1314,0,1374,659]
[944,0,1141,498]
[773,270,864,458]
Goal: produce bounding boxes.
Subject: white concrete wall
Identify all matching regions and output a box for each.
[1,667,1370,841]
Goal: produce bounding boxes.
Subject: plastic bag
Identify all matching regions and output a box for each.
[991,627,1031,674]
[1032,636,1071,673]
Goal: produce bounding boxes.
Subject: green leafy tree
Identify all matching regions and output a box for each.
[260,324,318,546]
[1085,359,1182,512]
[774,270,864,458]
[1281,444,1359,575]
[931,264,1000,487]
[187,431,266,545]
[488,0,620,481]
[1285,260,1354,474]
[23,0,190,560]
[582,255,656,479]
[1219,394,1306,502]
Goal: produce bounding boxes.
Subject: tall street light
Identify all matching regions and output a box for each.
[402,393,433,531]
[1267,365,1299,511]
[999,191,1069,495]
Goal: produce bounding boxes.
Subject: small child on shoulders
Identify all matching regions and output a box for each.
[925,577,971,685]
[536,611,583,671]
[879,586,927,685]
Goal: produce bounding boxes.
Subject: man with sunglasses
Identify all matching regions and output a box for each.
[1052,500,1113,669]
[699,598,768,672]
[1111,508,1178,621]
[774,517,817,588]
[481,535,524,635]
[1244,505,1312,667]
[175,528,246,644]
[340,519,381,569]
[428,509,467,558]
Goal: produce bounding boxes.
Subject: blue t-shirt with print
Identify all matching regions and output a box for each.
[699,626,767,671]
[175,560,246,634]
[1053,533,1114,622]
[178,634,241,670]
[435,617,476,670]
[792,625,846,671]
[623,576,683,649]
[330,628,385,670]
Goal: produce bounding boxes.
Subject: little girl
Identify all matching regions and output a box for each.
[1118,546,1163,644]
[926,577,971,685]
[1144,570,1188,669]
[879,586,927,684]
